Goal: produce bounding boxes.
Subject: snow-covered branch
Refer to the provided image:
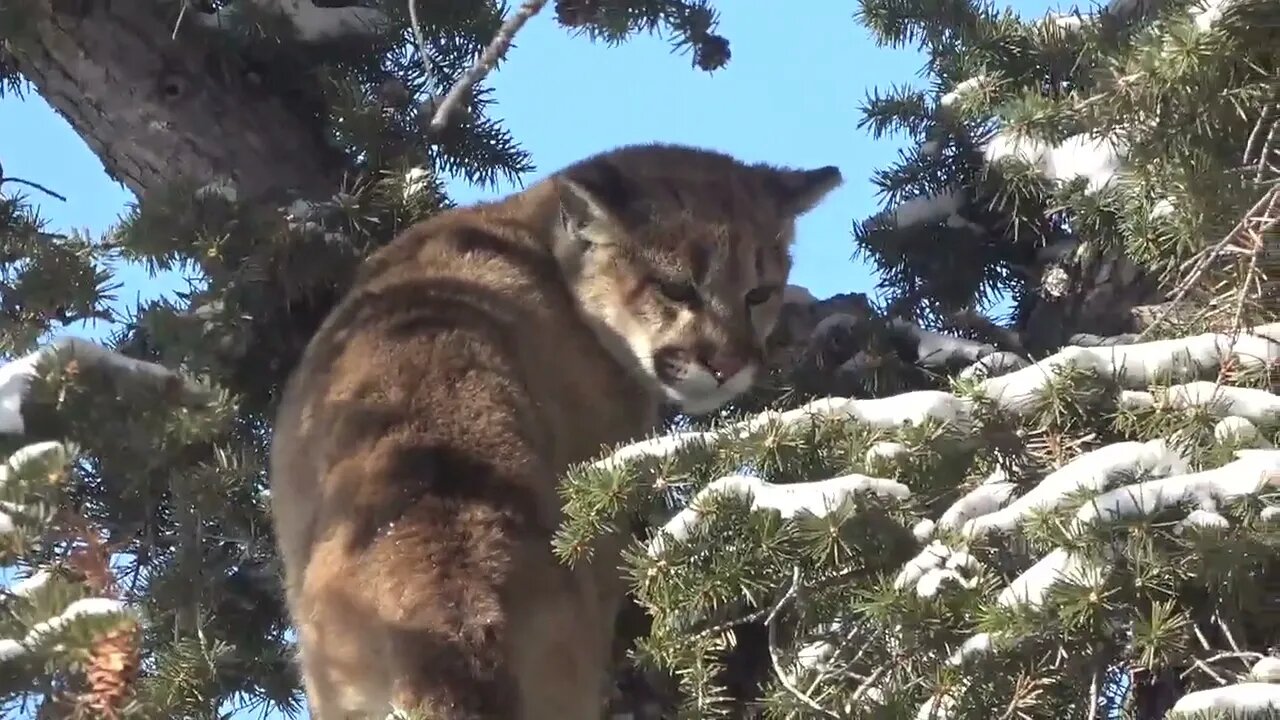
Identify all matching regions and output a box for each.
[581,320,1280,718]
[978,329,1280,414]
[1169,682,1280,717]
[893,540,981,598]
[1119,381,1280,424]
[0,337,193,435]
[984,130,1127,194]
[0,597,131,663]
[648,473,911,556]
[906,448,1280,718]
[960,439,1188,539]
[1072,449,1280,531]
[0,441,68,536]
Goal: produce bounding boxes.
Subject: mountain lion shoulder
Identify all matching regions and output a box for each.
[268,143,842,719]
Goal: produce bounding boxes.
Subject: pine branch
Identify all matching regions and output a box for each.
[559,325,1280,716]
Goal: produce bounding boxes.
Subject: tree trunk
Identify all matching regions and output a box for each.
[9,0,346,204]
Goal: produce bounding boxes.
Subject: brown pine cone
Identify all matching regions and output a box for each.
[554,0,600,27]
[82,620,141,719]
[693,34,731,72]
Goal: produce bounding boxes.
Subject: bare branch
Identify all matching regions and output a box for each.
[427,0,549,133]
[0,177,68,203]
[766,568,840,719]
[0,161,68,202]
[1087,662,1102,720]
[1140,184,1280,337]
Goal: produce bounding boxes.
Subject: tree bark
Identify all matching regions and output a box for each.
[9,0,346,203]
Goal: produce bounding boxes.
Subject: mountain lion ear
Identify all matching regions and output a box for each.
[764,165,843,217]
[556,159,632,235]
[556,177,614,238]
[552,166,629,272]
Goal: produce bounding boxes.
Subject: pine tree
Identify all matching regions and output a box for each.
[555,0,1280,716]
[1,0,734,716]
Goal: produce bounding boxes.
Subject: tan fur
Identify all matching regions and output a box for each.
[269,143,841,719]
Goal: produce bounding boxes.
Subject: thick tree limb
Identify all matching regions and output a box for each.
[8,1,346,203]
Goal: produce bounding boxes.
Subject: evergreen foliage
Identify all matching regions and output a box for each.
[552,0,1280,716]
[851,0,1279,345]
[2,0,1278,717]
[0,0,733,716]
[558,321,1280,718]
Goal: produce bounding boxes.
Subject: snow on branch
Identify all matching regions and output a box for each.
[983,130,1127,193]
[195,0,389,41]
[0,337,191,435]
[592,431,714,471]
[893,540,981,598]
[1119,381,1280,424]
[1072,449,1280,530]
[1189,0,1239,31]
[939,76,987,108]
[5,569,52,599]
[587,330,1277,506]
[0,597,131,664]
[914,450,1280,715]
[890,190,963,227]
[578,320,1280,718]
[1213,416,1273,448]
[932,480,1018,536]
[1168,682,1280,716]
[995,547,1109,608]
[587,329,1277,540]
[977,330,1280,413]
[1250,657,1280,682]
[739,392,974,436]
[0,441,69,536]
[648,473,911,556]
[960,439,1189,539]
[934,450,1276,637]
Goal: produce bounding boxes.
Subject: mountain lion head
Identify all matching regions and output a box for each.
[549,143,842,415]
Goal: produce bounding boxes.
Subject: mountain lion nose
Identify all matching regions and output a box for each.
[703,352,747,383]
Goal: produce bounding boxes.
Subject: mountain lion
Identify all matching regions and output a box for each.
[269,143,841,719]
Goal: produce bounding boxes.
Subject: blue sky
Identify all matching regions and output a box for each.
[2,0,1052,334]
[0,1,1057,716]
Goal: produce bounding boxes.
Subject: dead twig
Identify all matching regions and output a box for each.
[0,166,68,202]
[1088,662,1102,720]
[427,0,549,133]
[1141,183,1280,338]
[766,568,840,719]
[407,0,432,85]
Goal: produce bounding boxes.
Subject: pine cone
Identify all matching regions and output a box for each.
[693,34,730,71]
[83,621,141,719]
[554,0,599,27]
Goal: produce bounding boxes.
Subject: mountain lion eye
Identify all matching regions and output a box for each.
[744,285,778,306]
[656,279,699,304]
